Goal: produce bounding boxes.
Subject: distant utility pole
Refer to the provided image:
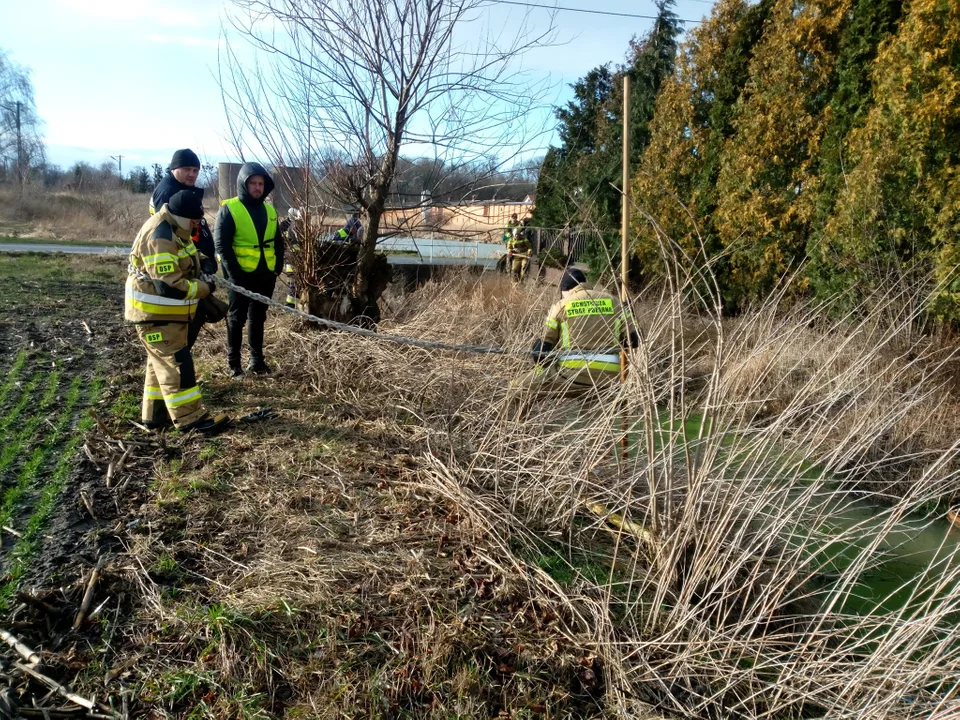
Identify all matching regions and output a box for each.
[110,154,124,180]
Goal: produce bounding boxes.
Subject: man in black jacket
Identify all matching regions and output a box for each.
[150,149,216,261]
[149,149,217,349]
[214,162,285,378]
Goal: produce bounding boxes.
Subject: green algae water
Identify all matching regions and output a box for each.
[624,411,960,623]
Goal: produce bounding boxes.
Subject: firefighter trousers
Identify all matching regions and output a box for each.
[137,322,207,428]
[510,255,529,282]
[506,364,618,420]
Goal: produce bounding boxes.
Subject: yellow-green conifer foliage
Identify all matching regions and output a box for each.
[822,0,960,318]
[632,0,765,294]
[714,0,851,307]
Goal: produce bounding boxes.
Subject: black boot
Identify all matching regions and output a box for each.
[226,315,245,378]
[180,413,232,436]
[246,358,272,375]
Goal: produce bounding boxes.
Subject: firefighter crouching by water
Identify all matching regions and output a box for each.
[125,190,231,435]
[510,268,636,414]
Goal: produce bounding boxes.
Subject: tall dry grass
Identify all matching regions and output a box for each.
[0,184,219,243]
[272,264,960,718]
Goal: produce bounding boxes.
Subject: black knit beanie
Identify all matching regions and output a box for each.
[170,148,201,170]
[560,267,587,292]
[167,190,205,219]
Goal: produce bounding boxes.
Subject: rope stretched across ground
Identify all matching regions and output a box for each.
[205,274,512,356]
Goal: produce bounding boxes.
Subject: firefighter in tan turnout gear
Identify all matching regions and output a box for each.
[125,190,231,435]
[514,267,635,407]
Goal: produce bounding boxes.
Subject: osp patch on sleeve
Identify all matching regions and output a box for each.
[156,262,176,274]
[145,332,164,344]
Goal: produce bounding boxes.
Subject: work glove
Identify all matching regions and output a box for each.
[205,277,216,294]
[530,339,554,363]
[200,257,217,276]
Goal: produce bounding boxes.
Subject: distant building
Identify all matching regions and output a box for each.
[381,182,536,241]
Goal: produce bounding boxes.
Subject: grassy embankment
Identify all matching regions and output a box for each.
[2,251,960,717]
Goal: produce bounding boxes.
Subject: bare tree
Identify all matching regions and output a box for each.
[221,0,554,322]
[0,49,44,187]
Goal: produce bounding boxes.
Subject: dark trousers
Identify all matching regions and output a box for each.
[226,271,277,367]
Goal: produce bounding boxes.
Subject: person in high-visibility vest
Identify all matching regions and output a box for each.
[125,190,230,435]
[510,267,636,415]
[214,162,285,378]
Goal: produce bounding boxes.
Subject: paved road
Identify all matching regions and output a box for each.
[0,243,128,255]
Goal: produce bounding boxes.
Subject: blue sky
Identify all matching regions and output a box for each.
[1,0,714,173]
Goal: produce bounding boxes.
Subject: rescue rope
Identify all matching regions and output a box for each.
[204,274,512,356]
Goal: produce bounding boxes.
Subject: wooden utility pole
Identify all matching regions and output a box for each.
[620,75,631,461]
[110,154,124,181]
[14,101,22,190]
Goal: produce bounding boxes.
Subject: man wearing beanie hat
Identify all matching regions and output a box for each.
[215,161,285,378]
[150,149,217,349]
[511,266,636,412]
[125,190,230,435]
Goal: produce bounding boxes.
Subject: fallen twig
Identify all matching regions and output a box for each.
[1,628,41,664]
[72,557,106,631]
[15,591,57,616]
[2,525,22,538]
[87,409,117,440]
[79,491,96,520]
[14,661,102,713]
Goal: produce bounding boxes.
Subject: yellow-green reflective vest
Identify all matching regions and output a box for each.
[223,198,278,272]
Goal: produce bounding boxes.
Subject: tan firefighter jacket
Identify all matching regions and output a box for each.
[124,205,212,324]
[541,285,631,381]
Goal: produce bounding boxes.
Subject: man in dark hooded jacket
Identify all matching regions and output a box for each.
[214,161,285,378]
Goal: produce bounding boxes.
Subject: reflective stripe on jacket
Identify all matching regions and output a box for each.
[125,207,211,324]
[223,197,278,272]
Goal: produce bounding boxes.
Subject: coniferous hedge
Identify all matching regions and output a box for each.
[537,0,960,320]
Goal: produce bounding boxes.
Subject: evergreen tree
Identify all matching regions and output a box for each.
[807,0,904,300]
[632,0,773,297]
[130,166,151,194]
[532,66,614,231]
[152,163,163,187]
[713,0,852,308]
[823,0,960,318]
[534,0,683,276]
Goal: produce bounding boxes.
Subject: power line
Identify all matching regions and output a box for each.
[482,0,704,23]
